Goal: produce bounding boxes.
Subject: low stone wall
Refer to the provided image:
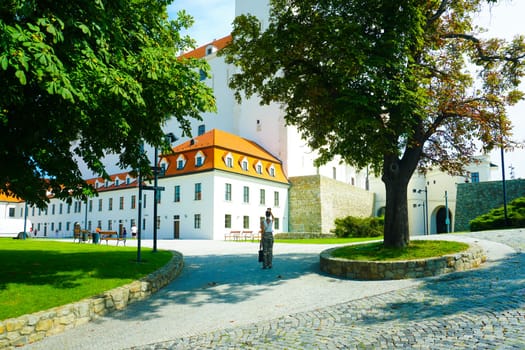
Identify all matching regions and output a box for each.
[320,244,486,280]
[0,251,184,349]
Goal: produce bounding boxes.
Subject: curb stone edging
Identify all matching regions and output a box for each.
[320,243,486,280]
[0,251,184,350]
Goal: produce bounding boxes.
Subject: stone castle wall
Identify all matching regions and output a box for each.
[455,179,525,231]
[289,175,375,234]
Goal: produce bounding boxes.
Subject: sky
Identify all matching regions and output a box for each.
[167,0,525,179]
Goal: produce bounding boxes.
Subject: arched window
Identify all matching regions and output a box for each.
[195,151,206,167]
[176,155,186,170]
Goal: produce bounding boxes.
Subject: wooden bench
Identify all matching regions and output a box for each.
[242,230,254,241]
[73,229,91,243]
[224,230,241,241]
[99,231,126,246]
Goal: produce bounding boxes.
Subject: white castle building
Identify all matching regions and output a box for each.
[2,1,499,239]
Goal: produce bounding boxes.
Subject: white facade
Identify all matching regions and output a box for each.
[370,155,498,235]
[0,196,31,237]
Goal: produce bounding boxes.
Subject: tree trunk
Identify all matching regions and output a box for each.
[381,155,414,248]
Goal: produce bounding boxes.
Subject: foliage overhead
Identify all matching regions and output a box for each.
[221,0,525,247]
[0,0,216,207]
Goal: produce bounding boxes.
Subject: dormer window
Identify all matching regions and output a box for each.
[104,180,109,187]
[241,157,249,171]
[176,155,186,170]
[159,159,169,175]
[268,165,276,177]
[195,151,205,167]
[115,179,120,186]
[255,161,263,174]
[224,153,233,168]
[126,177,130,185]
[206,45,217,55]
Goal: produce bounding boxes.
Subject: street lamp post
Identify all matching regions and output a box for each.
[500,144,509,226]
[151,133,177,252]
[413,187,429,235]
[22,201,28,240]
[445,190,450,233]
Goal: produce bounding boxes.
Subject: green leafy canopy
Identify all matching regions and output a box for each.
[1,0,216,207]
[221,0,525,247]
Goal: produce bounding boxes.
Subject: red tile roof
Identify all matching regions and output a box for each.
[0,192,23,203]
[181,35,232,59]
[161,129,289,184]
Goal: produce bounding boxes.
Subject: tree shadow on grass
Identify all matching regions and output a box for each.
[0,248,166,291]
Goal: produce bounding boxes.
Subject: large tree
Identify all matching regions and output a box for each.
[0,0,215,207]
[221,0,525,247]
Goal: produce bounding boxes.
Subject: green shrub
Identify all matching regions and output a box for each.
[332,216,384,238]
[469,197,525,231]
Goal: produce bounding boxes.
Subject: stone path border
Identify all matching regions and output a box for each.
[320,242,486,280]
[0,251,183,349]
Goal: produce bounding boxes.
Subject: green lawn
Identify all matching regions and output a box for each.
[0,239,172,320]
[331,240,470,261]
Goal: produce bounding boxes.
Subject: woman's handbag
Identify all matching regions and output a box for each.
[258,241,263,262]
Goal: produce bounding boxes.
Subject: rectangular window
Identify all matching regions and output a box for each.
[143,194,147,208]
[66,222,70,231]
[108,220,112,230]
[195,183,202,200]
[67,203,71,214]
[260,189,265,205]
[58,222,62,231]
[174,185,181,202]
[194,214,201,229]
[98,199,102,212]
[225,183,232,201]
[198,124,205,136]
[243,215,250,229]
[88,200,92,212]
[274,191,280,207]
[225,214,232,229]
[97,220,102,230]
[243,186,249,203]
[471,172,480,183]
[108,198,113,211]
[8,207,15,217]
[119,196,124,210]
[51,204,55,215]
[274,218,280,230]
[226,157,233,168]
[59,203,63,214]
[131,195,136,209]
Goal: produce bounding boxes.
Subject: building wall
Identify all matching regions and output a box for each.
[454,178,525,232]
[288,175,374,234]
[21,169,289,240]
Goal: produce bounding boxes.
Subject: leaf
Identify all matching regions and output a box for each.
[1,56,8,70]
[15,70,26,85]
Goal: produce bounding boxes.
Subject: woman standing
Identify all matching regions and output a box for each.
[260,208,274,269]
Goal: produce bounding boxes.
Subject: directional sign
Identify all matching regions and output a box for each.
[142,185,165,191]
